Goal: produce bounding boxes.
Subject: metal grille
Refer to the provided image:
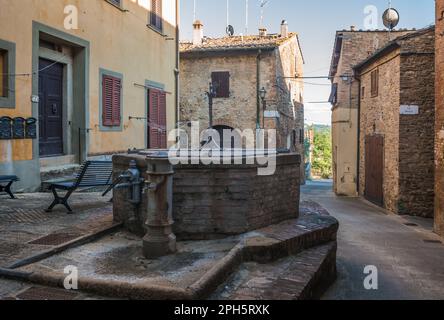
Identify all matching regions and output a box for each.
[28,232,82,246]
[16,287,78,300]
[424,239,442,244]
[0,208,52,224]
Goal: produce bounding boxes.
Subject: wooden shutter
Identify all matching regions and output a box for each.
[102,75,121,127]
[149,89,160,148]
[148,89,167,149]
[211,72,230,98]
[159,92,167,148]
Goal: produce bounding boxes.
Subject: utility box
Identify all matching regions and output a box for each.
[25,118,37,139]
[12,117,25,139]
[0,116,12,140]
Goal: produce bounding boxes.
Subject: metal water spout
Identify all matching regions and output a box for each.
[142,151,177,259]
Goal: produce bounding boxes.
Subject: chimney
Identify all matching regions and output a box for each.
[259,27,267,37]
[280,20,289,37]
[350,25,356,32]
[193,20,204,46]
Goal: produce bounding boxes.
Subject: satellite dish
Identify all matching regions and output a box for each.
[226,25,235,36]
[382,8,400,30]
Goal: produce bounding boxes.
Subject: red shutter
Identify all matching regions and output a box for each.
[102,75,121,127]
[102,75,114,127]
[112,78,121,126]
[149,89,160,149]
[159,92,167,149]
[148,89,167,149]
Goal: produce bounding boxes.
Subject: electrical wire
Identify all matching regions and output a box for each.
[1,53,67,77]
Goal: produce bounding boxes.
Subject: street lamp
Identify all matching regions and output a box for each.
[206,82,217,128]
[259,87,267,128]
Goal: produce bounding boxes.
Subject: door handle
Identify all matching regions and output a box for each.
[51,104,57,115]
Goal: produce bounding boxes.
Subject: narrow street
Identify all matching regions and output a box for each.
[302,180,444,300]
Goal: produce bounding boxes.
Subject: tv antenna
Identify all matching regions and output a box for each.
[193,0,197,21]
[245,0,249,35]
[259,0,270,27]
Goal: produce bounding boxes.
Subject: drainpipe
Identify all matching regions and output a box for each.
[174,0,180,130]
[256,50,262,129]
[355,74,361,195]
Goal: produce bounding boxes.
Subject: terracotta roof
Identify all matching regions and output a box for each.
[180,32,298,53]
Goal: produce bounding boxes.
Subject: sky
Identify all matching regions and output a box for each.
[179,0,435,125]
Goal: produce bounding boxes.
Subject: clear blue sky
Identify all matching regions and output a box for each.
[180,0,435,125]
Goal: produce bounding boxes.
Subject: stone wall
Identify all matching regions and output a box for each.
[358,28,435,217]
[358,49,401,213]
[398,31,435,217]
[435,0,444,236]
[331,30,414,197]
[112,153,301,240]
[179,36,305,182]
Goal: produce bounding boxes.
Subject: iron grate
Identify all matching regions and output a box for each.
[0,208,52,224]
[28,232,82,246]
[423,239,442,244]
[16,287,78,300]
[404,223,419,227]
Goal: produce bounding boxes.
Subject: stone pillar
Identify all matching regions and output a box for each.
[142,152,177,258]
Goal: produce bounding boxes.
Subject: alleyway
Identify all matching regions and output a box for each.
[302,180,444,300]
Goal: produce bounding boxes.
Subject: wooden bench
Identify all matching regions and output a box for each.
[46,161,113,213]
[0,175,19,199]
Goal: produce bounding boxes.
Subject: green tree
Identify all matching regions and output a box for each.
[312,128,332,179]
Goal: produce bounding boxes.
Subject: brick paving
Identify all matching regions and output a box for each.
[0,192,113,268]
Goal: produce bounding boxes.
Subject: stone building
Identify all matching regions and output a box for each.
[180,21,305,180]
[329,28,414,197]
[354,27,435,217]
[0,0,179,191]
[435,0,444,237]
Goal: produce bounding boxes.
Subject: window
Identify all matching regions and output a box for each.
[0,39,15,108]
[148,89,167,149]
[211,72,230,98]
[328,83,338,105]
[106,0,122,8]
[371,69,379,97]
[0,50,6,98]
[361,86,365,99]
[101,73,122,128]
[150,0,163,32]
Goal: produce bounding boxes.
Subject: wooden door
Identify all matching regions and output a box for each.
[365,135,384,206]
[39,58,64,157]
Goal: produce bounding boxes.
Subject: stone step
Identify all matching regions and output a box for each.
[209,242,337,300]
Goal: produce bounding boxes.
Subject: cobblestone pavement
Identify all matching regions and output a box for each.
[302,180,444,300]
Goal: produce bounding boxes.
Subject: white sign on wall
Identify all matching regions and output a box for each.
[400,105,419,115]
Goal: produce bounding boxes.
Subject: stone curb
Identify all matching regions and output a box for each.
[0,214,339,300]
[5,223,124,270]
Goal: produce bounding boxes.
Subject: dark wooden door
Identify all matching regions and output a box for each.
[39,58,64,157]
[365,135,384,206]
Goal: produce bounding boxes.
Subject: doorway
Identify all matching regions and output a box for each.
[38,58,64,157]
[365,135,384,206]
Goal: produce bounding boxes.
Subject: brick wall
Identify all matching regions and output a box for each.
[435,0,444,236]
[112,153,301,240]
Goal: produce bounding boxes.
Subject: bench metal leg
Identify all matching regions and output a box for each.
[0,181,16,199]
[46,188,74,214]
